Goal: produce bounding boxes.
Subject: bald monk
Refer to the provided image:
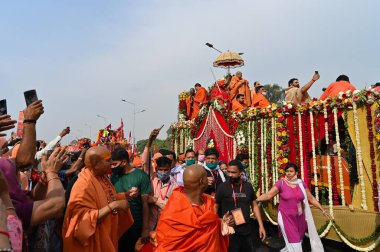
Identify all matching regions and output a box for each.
[186,88,196,120]
[320,74,356,100]
[252,85,271,108]
[229,71,252,106]
[155,165,232,252]
[62,146,135,252]
[232,94,248,112]
[194,83,209,116]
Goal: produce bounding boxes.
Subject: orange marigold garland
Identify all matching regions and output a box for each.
[276,110,288,174]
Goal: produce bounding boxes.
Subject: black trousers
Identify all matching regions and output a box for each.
[228,233,255,252]
[118,226,142,252]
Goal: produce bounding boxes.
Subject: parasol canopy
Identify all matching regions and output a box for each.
[213,51,244,69]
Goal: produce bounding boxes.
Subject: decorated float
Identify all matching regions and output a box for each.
[66,124,130,153]
[170,88,380,251]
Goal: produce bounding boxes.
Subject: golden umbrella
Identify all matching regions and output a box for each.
[213,51,244,69]
[206,43,244,73]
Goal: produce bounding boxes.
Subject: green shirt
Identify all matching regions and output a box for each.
[111,168,152,230]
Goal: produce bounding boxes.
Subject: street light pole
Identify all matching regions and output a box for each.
[121,99,146,145]
[96,114,107,127]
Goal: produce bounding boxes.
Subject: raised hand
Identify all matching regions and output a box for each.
[149,129,160,142]
[41,147,69,173]
[23,100,44,121]
[0,115,17,137]
[312,72,320,82]
[59,127,71,137]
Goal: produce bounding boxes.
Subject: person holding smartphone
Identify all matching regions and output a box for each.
[285,71,320,105]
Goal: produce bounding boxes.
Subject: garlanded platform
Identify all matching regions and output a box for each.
[171,89,380,251]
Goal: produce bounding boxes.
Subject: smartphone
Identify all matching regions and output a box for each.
[24,90,38,106]
[315,71,319,75]
[0,99,7,116]
[159,124,164,131]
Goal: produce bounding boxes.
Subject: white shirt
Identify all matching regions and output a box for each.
[35,135,62,161]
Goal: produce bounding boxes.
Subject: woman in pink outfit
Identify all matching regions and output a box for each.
[256,163,331,252]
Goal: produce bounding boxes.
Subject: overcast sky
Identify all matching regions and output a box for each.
[1,0,379,144]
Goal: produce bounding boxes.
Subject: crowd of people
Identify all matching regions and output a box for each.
[0,71,376,252]
[186,71,360,118]
[0,96,333,252]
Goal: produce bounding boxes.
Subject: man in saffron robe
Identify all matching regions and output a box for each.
[229,71,252,106]
[194,83,209,116]
[210,79,229,101]
[210,79,231,109]
[320,74,356,100]
[232,94,248,112]
[185,88,196,120]
[252,85,271,108]
[62,146,134,252]
[250,81,261,100]
[155,165,232,252]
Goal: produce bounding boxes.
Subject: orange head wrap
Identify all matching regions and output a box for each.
[133,155,142,168]
[217,79,225,87]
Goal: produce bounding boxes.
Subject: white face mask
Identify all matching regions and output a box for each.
[262,91,267,96]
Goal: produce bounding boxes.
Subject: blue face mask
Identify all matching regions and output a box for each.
[242,163,248,169]
[157,171,170,182]
[185,159,196,166]
[205,163,218,170]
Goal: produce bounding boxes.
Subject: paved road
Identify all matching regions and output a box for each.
[250,221,359,252]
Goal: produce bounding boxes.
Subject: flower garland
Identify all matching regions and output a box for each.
[272,116,279,204]
[248,121,252,183]
[366,104,379,212]
[317,220,332,236]
[252,120,258,189]
[324,105,334,218]
[262,205,278,225]
[257,119,262,191]
[263,118,269,193]
[303,112,311,188]
[343,108,353,189]
[316,115,326,204]
[333,107,345,206]
[276,112,288,173]
[297,110,305,181]
[353,101,368,211]
[261,118,265,194]
[375,101,380,150]
[310,110,319,201]
[178,91,189,119]
[293,113,299,167]
[331,222,380,251]
[326,102,340,206]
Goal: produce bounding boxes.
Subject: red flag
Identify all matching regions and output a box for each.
[128,131,132,143]
[117,118,124,139]
[16,112,24,138]
[105,124,112,130]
